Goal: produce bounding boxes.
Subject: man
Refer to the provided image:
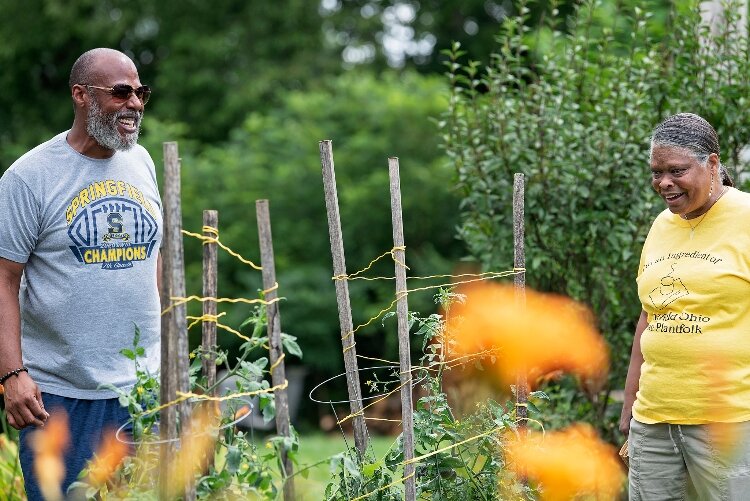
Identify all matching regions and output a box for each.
[0,48,162,499]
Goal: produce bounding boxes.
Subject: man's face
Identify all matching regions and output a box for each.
[83,53,146,151]
[86,95,142,151]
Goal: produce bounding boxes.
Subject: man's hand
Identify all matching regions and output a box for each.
[3,371,48,429]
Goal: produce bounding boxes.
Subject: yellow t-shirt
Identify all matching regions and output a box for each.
[633,187,750,424]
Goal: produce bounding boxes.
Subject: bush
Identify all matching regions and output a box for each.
[440,0,750,440]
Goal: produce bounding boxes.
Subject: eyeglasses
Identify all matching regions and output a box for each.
[83,84,151,104]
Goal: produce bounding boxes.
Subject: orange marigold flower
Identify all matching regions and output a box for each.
[164,404,219,498]
[446,282,609,391]
[505,423,625,501]
[86,429,130,487]
[31,411,70,501]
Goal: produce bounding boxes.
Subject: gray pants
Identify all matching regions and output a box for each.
[629,418,750,500]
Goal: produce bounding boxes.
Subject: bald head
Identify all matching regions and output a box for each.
[69,48,137,88]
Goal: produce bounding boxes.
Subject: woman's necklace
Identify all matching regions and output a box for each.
[682,185,728,240]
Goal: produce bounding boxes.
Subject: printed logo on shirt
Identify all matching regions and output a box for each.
[641,252,725,335]
[648,262,689,310]
[66,180,159,270]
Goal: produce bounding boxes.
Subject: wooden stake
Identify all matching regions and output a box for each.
[319,140,369,456]
[160,142,195,499]
[388,158,416,501]
[202,210,218,395]
[256,200,296,501]
[201,210,218,470]
[513,173,528,429]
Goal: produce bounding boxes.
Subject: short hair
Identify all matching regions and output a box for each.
[651,113,734,187]
[68,48,125,88]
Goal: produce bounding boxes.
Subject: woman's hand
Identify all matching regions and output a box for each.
[619,402,632,435]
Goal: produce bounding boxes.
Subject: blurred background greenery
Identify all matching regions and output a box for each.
[3,0,749,443]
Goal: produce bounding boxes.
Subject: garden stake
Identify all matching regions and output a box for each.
[160,142,196,500]
[388,158,417,501]
[319,140,370,456]
[201,210,218,395]
[513,173,528,431]
[201,210,218,470]
[256,200,296,501]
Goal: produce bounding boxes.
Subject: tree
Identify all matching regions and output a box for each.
[0,0,336,167]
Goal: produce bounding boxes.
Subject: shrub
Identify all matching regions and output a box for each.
[440,0,750,439]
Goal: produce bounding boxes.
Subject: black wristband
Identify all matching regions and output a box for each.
[0,366,28,385]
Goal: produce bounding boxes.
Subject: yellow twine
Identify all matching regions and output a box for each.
[334,264,522,283]
[179,380,288,402]
[337,271,516,352]
[332,246,408,281]
[364,417,403,423]
[336,379,409,426]
[356,354,399,365]
[186,314,251,342]
[142,381,288,417]
[262,282,279,295]
[341,294,401,343]
[349,471,416,501]
[269,353,285,373]
[181,228,262,270]
[404,429,496,466]
[162,295,281,316]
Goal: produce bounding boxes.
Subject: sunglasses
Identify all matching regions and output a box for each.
[83,84,151,104]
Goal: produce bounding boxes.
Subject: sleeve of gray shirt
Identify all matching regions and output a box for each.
[0,171,40,264]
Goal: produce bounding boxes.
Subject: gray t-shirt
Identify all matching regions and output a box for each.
[0,131,162,398]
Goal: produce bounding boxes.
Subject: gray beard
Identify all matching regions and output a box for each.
[86,99,142,151]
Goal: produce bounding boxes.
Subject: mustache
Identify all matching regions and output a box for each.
[115,110,143,122]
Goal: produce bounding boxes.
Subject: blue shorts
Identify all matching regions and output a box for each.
[19,393,131,501]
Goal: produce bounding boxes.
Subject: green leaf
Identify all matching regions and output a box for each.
[529,390,550,401]
[343,456,361,479]
[362,461,381,477]
[133,324,142,347]
[261,399,276,423]
[119,348,135,361]
[281,333,303,359]
[438,456,465,469]
[225,445,242,474]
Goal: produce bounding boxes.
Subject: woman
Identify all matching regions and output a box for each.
[619,112,750,500]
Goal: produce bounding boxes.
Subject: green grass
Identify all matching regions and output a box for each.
[0,429,396,500]
[275,432,397,500]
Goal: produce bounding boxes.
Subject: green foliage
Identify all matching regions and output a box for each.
[441,0,750,440]
[171,70,462,374]
[323,1,672,73]
[0,0,337,167]
[325,290,537,500]
[0,434,24,501]
[69,305,301,499]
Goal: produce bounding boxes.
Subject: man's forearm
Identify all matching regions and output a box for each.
[0,286,23,375]
[0,259,24,375]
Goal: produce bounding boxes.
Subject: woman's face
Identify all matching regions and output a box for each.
[650,145,718,218]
